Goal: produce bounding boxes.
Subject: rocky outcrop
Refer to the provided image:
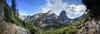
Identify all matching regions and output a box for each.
[0,21,30,34]
[0,12,30,34]
[77,19,100,34]
[58,10,70,24]
[14,24,30,34]
[77,0,100,34]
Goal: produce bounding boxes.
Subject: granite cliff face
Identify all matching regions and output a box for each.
[57,10,70,24]
[24,10,86,29]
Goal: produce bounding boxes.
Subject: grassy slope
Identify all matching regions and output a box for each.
[34,17,88,34]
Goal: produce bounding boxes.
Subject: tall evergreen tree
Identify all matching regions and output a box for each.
[11,0,16,12]
[11,0,19,17]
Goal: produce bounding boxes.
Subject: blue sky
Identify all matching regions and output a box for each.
[6,0,86,19]
[6,0,46,15]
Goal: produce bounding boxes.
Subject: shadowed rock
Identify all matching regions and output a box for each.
[82,0,100,19]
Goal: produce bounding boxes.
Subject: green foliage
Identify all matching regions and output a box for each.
[4,8,24,27]
[1,0,38,34]
[42,26,76,34]
[24,23,37,34]
[35,18,88,34]
[1,0,25,27]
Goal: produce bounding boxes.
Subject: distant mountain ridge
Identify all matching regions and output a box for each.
[24,10,86,28]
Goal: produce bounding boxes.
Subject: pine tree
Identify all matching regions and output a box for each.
[11,0,19,17]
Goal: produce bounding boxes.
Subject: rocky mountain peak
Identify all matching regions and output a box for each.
[57,10,70,24]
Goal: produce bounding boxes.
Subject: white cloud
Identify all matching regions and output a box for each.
[65,4,86,19]
[38,0,86,19]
